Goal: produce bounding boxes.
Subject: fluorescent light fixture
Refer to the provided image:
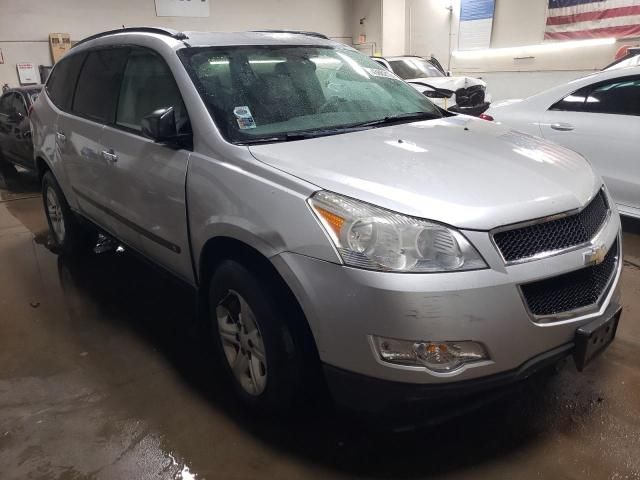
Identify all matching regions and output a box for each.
[452,37,616,59]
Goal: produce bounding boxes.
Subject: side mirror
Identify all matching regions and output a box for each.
[141,106,177,143]
[446,71,452,77]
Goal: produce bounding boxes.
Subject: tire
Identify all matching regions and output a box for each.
[208,259,311,414]
[0,152,18,183]
[42,171,96,255]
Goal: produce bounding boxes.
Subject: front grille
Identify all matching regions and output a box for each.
[521,238,618,318]
[455,85,485,107]
[493,190,609,263]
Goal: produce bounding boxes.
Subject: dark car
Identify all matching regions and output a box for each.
[0,86,42,172]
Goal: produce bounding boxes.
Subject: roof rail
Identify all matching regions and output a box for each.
[72,27,188,49]
[252,30,330,40]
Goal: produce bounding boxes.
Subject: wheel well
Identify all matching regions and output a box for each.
[35,157,49,183]
[198,236,322,373]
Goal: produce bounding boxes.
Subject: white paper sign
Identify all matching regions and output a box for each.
[155,0,210,17]
[16,63,38,85]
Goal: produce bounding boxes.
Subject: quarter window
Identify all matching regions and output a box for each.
[116,48,189,133]
[73,48,129,123]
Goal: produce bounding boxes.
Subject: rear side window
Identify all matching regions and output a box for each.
[73,48,129,123]
[550,77,640,116]
[116,47,189,133]
[46,53,86,112]
[583,77,640,116]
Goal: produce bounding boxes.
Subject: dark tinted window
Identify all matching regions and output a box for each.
[583,77,640,116]
[0,93,14,115]
[46,53,86,111]
[116,48,189,133]
[550,86,591,112]
[11,94,27,117]
[73,48,129,123]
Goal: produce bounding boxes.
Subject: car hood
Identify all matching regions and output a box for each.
[248,116,600,230]
[407,76,487,92]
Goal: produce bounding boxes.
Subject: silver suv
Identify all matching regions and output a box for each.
[31,28,623,415]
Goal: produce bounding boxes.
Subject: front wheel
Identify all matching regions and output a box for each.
[208,260,311,414]
[42,171,96,255]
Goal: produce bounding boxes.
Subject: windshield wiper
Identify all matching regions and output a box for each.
[346,111,440,129]
[238,112,440,145]
[240,127,363,145]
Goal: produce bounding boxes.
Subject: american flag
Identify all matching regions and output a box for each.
[545,0,640,40]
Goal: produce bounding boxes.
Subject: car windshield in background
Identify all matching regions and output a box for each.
[179,46,441,144]
[604,54,640,71]
[389,58,444,80]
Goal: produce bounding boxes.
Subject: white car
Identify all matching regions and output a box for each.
[485,66,640,219]
[372,56,491,116]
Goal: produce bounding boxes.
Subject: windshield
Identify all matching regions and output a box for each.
[179,46,441,144]
[388,58,444,80]
[605,54,640,71]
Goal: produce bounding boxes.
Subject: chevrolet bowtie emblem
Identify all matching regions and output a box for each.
[584,244,608,266]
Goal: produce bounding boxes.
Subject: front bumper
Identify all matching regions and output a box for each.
[272,210,622,397]
[449,101,491,116]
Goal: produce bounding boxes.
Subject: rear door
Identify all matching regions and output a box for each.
[540,76,640,213]
[99,46,193,283]
[58,47,129,234]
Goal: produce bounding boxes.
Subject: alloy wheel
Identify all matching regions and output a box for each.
[46,186,65,244]
[216,290,268,395]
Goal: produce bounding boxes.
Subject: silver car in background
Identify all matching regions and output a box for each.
[31,28,622,416]
[485,66,640,219]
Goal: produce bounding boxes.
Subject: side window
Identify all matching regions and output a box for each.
[584,77,640,116]
[549,86,591,112]
[12,94,27,117]
[0,93,14,115]
[116,48,189,133]
[46,53,86,112]
[73,48,129,123]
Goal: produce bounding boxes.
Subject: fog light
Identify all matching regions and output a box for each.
[374,337,489,373]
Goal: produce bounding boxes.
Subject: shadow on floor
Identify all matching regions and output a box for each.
[52,246,606,479]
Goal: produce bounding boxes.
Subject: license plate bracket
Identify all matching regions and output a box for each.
[574,308,621,371]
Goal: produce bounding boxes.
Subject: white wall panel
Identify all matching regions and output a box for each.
[0,0,352,85]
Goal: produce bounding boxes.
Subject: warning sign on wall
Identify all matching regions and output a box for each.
[16,63,39,85]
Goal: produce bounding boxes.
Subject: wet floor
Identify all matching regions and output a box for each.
[0,168,639,480]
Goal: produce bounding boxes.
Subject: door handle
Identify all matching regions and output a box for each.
[550,122,574,131]
[101,149,118,163]
[56,131,66,143]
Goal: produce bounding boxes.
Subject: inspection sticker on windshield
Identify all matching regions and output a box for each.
[233,106,256,130]
[365,68,400,81]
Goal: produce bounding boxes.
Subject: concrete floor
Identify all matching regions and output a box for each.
[0,169,639,480]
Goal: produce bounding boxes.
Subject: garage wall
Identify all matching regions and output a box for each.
[0,0,352,86]
[406,0,633,100]
[351,0,383,56]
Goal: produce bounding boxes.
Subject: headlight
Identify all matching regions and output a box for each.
[308,191,487,273]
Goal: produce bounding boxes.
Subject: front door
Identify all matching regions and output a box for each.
[99,46,193,283]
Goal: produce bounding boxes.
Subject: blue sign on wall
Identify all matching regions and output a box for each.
[460,0,495,22]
